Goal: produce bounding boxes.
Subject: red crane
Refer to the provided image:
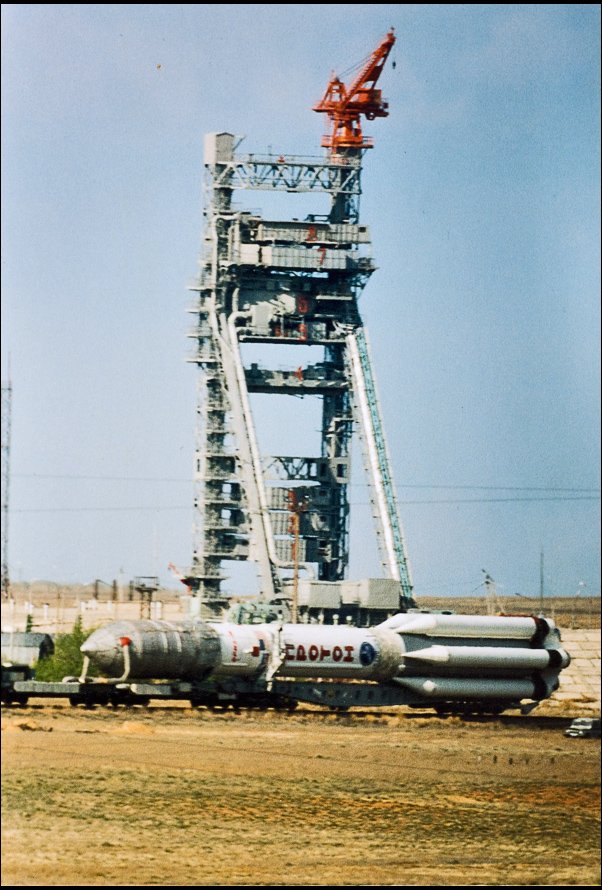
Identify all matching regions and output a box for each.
[313,28,396,153]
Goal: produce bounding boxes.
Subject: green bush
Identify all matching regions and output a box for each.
[34,618,99,681]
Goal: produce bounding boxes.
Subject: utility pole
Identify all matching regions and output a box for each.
[287,490,309,623]
[572,581,586,629]
[539,548,544,615]
[482,570,497,616]
[1,378,12,600]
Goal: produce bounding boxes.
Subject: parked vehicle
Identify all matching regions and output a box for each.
[565,717,601,738]
[1,664,33,705]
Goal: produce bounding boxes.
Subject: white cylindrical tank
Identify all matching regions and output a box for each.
[275,625,404,680]
[396,676,538,700]
[403,645,570,671]
[382,613,546,640]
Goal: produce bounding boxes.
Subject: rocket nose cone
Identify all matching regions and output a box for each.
[80,632,100,655]
[80,625,129,677]
[80,627,119,657]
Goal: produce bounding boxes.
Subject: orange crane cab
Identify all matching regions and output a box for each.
[313,28,396,152]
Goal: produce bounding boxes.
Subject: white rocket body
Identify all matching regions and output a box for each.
[80,612,569,705]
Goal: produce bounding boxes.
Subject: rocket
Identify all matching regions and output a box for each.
[80,611,570,709]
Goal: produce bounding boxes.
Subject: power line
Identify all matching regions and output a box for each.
[10,494,599,514]
[13,473,600,494]
[12,473,180,481]
[11,506,190,513]
[394,484,600,493]
[357,495,600,505]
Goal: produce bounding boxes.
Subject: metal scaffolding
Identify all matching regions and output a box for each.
[187,133,414,618]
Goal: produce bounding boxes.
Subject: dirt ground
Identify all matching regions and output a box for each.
[1,702,600,886]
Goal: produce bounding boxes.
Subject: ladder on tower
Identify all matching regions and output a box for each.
[217,310,281,600]
[346,328,414,605]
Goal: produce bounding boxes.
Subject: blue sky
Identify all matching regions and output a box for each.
[1,4,600,600]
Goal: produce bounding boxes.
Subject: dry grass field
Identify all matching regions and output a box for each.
[424,596,600,630]
[2,703,600,886]
[2,588,600,885]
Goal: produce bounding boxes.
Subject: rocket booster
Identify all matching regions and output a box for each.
[80,613,570,704]
[402,644,570,671]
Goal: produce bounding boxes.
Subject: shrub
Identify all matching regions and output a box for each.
[34,618,98,681]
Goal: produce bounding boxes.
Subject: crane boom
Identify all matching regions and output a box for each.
[313,29,396,152]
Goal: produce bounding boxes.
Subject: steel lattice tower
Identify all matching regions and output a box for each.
[186,32,415,620]
[186,138,414,616]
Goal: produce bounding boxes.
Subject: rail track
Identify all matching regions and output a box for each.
[1,697,577,730]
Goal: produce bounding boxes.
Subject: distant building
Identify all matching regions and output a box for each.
[1,632,54,666]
